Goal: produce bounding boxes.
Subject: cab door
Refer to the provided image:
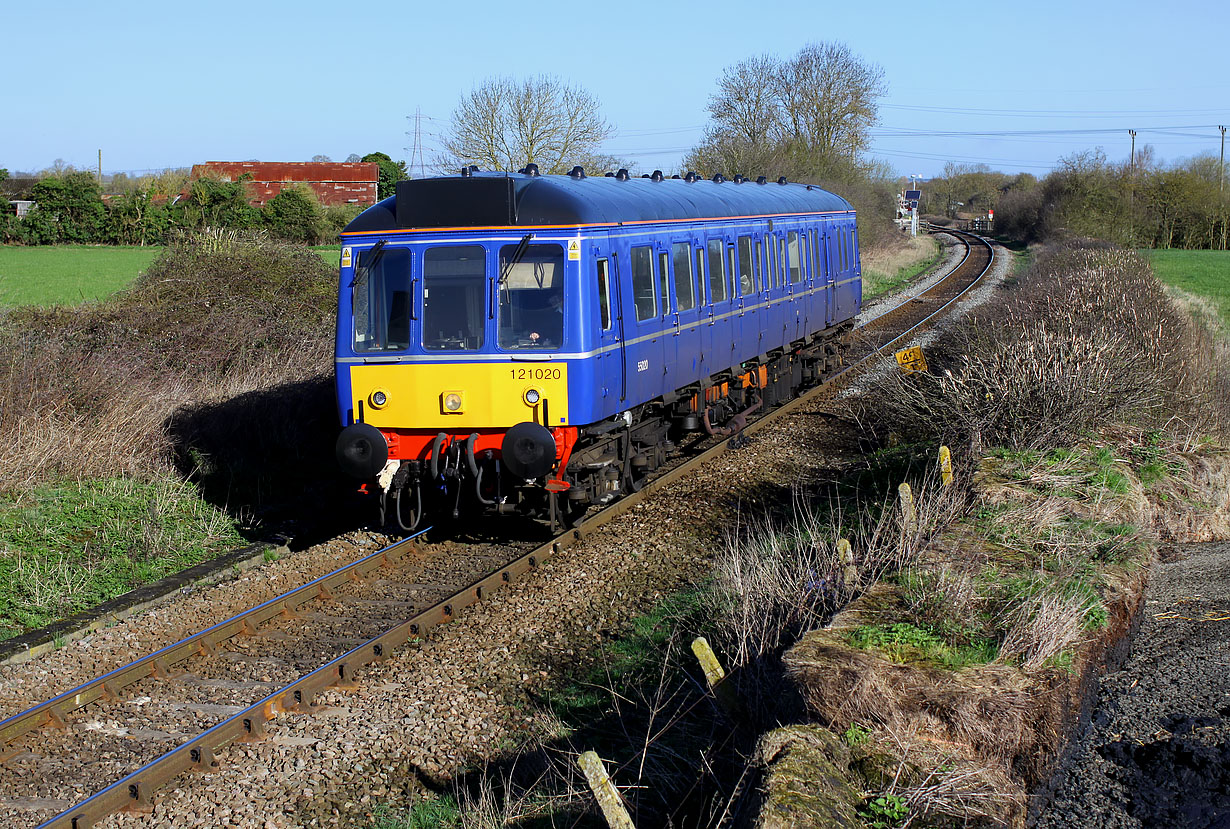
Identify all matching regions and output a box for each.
[820,223,836,327]
[592,248,625,409]
[669,240,703,390]
[617,239,667,405]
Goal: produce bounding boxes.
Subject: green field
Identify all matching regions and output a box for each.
[1148,249,1230,329]
[0,244,342,307]
[0,245,164,306]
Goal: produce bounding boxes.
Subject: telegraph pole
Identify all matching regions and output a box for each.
[1220,126,1226,249]
[1219,125,1226,199]
[1128,129,1137,244]
[97,149,103,187]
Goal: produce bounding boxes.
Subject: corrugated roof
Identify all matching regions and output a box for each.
[191,161,379,183]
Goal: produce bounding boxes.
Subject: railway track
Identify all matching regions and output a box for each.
[0,229,994,829]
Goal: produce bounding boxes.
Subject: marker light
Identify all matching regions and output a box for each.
[443,392,463,412]
[524,388,541,406]
[370,390,388,408]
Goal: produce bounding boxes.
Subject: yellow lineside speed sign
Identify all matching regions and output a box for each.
[894,345,928,372]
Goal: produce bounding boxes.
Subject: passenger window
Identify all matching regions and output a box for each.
[597,258,611,330]
[422,245,486,351]
[498,243,565,350]
[737,236,754,295]
[673,242,695,312]
[630,245,657,322]
[812,231,823,281]
[787,231,801,284]
[695,248,707,306]
[800,232,810,282]
[658,251,671,316]
[707,239,726,303]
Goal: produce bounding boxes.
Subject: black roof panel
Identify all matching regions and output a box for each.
[344,172,854,233]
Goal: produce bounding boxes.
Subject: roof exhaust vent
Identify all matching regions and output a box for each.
[712,173,726,183]
[651,170,664,182]
[756,176,767,185]
[777,176,788,185]
[568,166,586,179]
[615,168,631,181]
[523,163,540,177]
[733,174,745,184]
[670,174,681,179]
[684,171,698,183]
[605,172,615,177]
[460,166,472,177]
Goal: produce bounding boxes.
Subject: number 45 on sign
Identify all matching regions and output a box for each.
[894,345,928,373]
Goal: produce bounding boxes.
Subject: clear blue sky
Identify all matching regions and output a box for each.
[3,0,1226,182]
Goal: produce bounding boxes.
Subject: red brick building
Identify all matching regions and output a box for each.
[188,161,379,207]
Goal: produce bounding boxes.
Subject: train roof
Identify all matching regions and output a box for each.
[343,170,855,234]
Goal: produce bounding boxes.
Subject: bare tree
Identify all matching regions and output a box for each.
[434,75,615,175]
[684,42,886,182]
[685,54,789,177]
[777,42,885,160]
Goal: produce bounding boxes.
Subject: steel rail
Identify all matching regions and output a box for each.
[28,230,994,829]
[0,526,429,754]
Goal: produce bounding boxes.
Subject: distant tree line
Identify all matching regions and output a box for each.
[0,152,408,246]
[924,151,1230,250]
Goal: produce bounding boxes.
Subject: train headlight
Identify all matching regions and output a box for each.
[442,391,464,413]
[369,389,389,408]
[523,388,541,406]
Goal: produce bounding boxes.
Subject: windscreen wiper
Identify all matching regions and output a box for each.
[350,240,387,287]
[498,233,533,285]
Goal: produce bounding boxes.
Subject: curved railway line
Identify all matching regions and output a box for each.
[1,229,994,829]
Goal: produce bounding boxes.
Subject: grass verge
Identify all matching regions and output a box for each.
[0,474,245,639]
[862,235,941,299]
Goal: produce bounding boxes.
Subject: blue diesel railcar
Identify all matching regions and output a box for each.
[334,167,861,529]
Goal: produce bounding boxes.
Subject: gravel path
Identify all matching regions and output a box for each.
[1033,541,1230,829]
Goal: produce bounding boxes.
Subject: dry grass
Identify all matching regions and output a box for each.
[708,472,966,671]
[996,591,1091,672]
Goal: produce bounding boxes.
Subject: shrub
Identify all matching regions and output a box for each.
[173,175,260,230]
[27,171,106,243]
[861,243,1207,452]
[263,184,327,243]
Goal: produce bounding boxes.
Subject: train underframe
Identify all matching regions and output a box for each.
[377,322,853,533]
